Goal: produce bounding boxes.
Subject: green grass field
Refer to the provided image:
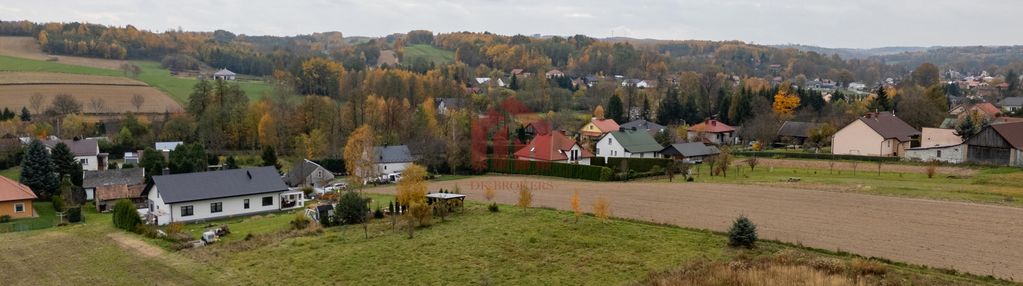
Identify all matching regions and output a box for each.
[0,55,271,104]
[0,195,1010,285]
[0,166,20,181]
[655,163,1023,207]
[402,44,455,65]
[0,202,57,233]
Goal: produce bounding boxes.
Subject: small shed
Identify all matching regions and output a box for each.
[213,69,236,81]
[660,142,721,163]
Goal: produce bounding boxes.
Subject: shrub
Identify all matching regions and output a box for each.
[335,191,369,225]
[487,202,499,212]
[570,191,581,223]
[66,207,82,223]
[926,161,937,179]
[592,197,610,220]
[300,186,314,197]
[135,224,159,238]
[849,258,887,276]
[112,199,142,231]
[728,215,757,248]
[51,195,64,213]
[290,213,311,230]
[591,157,672,172]
[407,201,432,227]
[0,214,10,223]
[516,184,532,210]
[433,200,449,222]
[373,207,384,219]
[599,167,613,181]
[166,222,184,235]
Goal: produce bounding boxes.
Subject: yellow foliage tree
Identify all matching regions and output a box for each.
[483,185,496,201]
[570,191,581,223]
[396,164,428,206]
[295,128,328,159]
[343,125,377,188]
[257,113,276,148]
[593,105,605,119]
[517,184,533,210]
[772,85,800,117]
[593,197,610,220]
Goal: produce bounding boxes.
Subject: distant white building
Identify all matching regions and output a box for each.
[213,69,236,81]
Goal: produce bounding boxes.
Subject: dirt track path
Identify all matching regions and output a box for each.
[107,232,166,258]
[368,175,1023,280]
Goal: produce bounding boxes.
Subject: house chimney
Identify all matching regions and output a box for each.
[711,120,717,126]
[246,170,252,179]
[162,168,170,175]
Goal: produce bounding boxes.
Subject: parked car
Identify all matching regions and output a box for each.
[325,182,347,192]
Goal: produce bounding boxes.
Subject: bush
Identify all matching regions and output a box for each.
[66,207,82,223]
[926,161,938,179]
[51,196,64,213]
[301,187,314,197]
[112,199,142,231]
[335,191,369,225]
[0,214,10,223]
[135,224,159,238]
[373,207,384,219]
[517,184,532,209]
[734,151,900,162]
[849,258,888,276]
[407,201,432,226]
[487,159,611,181]
[592,197,610,220]
[591,157,672,173]
[483,185,496,201]
[599,167,613,181]
[290,213,311,230]
[727,215,757,248]
[488,202,499,212]
[166,222,184,235]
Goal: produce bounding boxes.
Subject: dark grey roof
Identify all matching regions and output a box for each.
[284,159,327,187]
[998,97,1023,107]
[857,112,920,142]
[375,145,414,164]
[84,168,145,189]
[43,139,99,156]
[436,97,465,109]
[149,167,288,204]
[661,142,721,157]
[619,119,666,133]
[777,121,822,138]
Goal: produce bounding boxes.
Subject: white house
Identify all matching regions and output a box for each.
[155,141,184,152]
[145,167,303,225]
[43,138,105,171]
[213,68,236,80]
[374,145,415,178]
[595,130,663,160]
[832,112,920,157]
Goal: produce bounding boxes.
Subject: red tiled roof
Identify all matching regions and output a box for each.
[526,120,552,135]
[514,132,593,161]
[0,176,36,202]
[972,103,1001,118]
[688,119,735,133]
[591,118,619,132]
[95,184,145,202]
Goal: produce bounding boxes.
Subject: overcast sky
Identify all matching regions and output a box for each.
[1,0,1019,48]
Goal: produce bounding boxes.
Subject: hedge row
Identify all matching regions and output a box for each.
[487,158,613,181]
[591,157,673,172]
[313,158,346,174]
[734,151,901,162]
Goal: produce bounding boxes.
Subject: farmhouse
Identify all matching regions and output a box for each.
[660,142,721,163]
[687,119,736,145]
[964,122,1023,166]
[145,167,302,225]
[997,96,1023,112]
[545,69,564,79]
[284,159,333,188]
[43,138,106,171]
[776,121,822,146]
[595,130,663,160]
[374,145,415,177]
[832,112,919,157]
[212,68,236,81]
[0,176,36,219]
[579,118,620,138]
[83,168,145,207]
[514,131,593,165]
[619,119,666,136]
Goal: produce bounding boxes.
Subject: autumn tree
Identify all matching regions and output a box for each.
[49,93,82,115]
[298,57,345,97]
[396,164,427,207]
[570,191,581,223]
[593,105,605,119]
[910,63,940,87]
[343,125,377,188]
[516,184,532,211]
[771,85,799,117]
[295,129,328,159]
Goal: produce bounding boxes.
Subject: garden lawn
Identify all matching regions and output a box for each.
[0,166,20,181]
[0,201,57,233]
[402,44,454,65]
[658,164,1023,207]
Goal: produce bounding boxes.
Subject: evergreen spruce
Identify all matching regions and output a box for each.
[262,145,281,172]
[606,94,625,123]
[20,140,57,199]
[51,142,84,186]
[18,107,30,121]
[727,215,758,248]
[225,155,239,169]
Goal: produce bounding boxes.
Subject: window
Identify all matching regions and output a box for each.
[937,150,942,158]
[210,202,223,213]
[243,199,250,209]
[181,205,194,217]
[79,158,88,165]
[14,203,24,213]
[262,196,273,206]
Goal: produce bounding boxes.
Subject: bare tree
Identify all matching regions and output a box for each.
[29,93,44,114]
[49,94,82,115]
[131,94,145,112]
[120,63,142,78]
[89,98,106,114]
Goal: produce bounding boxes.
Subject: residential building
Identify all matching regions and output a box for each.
[964,122,1023,166]
[777,121,822,146]
[660,142,721,163]
[43,138,105,171]
[997,97,1023,112]
[212,68,236,80]
[0,176,36,219]
[595,130,663,160]
[524,120,552,137]
[284,159,333,188]
[832,112,920,157]
[374,145,415,177]
[435,97,465,115]
[84,168,145,206]
[687,119,736,145]
[545,69,564,79]
[920,128,964,147]
[514,131,593,165]
[619,119,666,137]
[145,167,303,225]
[904,144,965,164]
[155,141,184,152]
[579,118,620,138]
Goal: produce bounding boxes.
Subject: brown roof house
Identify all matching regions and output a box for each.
[0,176,36,219]
[84,168,146,212]
[832,112,920,157]
[687,119,736,145]
[579,118,620,138]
